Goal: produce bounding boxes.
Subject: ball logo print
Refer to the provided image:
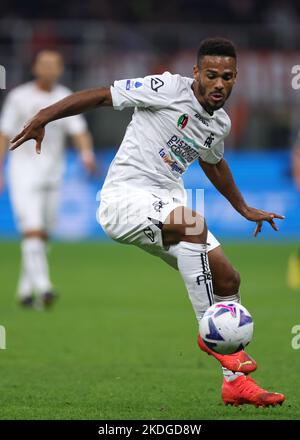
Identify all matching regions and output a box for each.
[215,303,237,317]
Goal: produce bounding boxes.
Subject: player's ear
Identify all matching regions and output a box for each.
[234,68,238,83]
[193,65,200,81]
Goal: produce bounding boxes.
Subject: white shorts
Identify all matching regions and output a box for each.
[9,179,60,233]
[98,186,220,270]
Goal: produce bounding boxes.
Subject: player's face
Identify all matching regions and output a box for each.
[193,55,237,113]
[32,52,64,86]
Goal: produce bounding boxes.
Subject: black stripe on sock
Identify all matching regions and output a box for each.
[200,252,213,307]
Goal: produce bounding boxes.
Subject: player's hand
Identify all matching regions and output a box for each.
[80,150,98,175]
[242,206,285,237]
[9,117,45,154]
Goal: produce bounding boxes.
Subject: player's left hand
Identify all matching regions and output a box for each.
[242,206,285,237]
[80,150,98,175]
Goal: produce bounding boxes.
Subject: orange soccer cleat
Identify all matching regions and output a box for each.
[197,334,257,374]
[222,375,285,407]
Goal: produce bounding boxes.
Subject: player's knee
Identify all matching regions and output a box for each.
[163,211,207,246]
[214,268,240,296]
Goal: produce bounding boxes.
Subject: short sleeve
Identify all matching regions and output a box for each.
[200,140,224,164]
[110,71,180,110]
[63,114,87,136]
[0,91,21,138]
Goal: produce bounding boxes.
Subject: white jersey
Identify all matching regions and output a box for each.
[0,81,87,185]
[102,71,231,197]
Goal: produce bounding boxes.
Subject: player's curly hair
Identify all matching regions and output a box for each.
[197,37,237,65]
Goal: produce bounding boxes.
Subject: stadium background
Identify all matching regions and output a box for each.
[0,0,300,420]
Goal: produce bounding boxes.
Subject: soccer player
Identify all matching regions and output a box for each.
[287,134,300,289]
[9,38,285,406]
[0,50,96,308]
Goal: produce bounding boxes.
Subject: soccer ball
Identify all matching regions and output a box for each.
[199,301,253,355]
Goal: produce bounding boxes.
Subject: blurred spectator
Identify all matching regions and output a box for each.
[264,0,299,49]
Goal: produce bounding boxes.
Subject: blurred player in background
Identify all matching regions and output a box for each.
[9,38,285,406]
[287,134,300,289]
[0,50,96,308]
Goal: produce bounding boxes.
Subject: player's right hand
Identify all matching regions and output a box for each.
[9,117,45,154]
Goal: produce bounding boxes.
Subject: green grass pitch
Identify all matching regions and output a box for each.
[0,241,300,420]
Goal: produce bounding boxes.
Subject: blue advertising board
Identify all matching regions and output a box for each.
[0,149,299,241]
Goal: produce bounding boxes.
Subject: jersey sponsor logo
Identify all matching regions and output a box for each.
[194,113,209,126]
[166,135,199,164]
[204,132,215,149]
[126,80,143,90]
[143,226,155,242]
[177,114,189,129]
[151,77,164,92]
[159,148,184,175]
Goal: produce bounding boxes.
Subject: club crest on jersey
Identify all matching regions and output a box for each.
[177,114,189,129]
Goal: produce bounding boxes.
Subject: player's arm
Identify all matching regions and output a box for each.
[0,132,9,191]
[10,87,112,153]
[71,131,97,174]
[199,157,285,236]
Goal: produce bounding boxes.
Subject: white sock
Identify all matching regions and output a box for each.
[17,261,33,299]
[214,292,244,382]
[177,242,245,382]
[222,367,244,382]
[214,293,241,303]
[177,241,214,324]
[21,238,52,295]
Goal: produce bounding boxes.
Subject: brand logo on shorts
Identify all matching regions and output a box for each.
[143,226,155,242]
[177,114,189,129]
